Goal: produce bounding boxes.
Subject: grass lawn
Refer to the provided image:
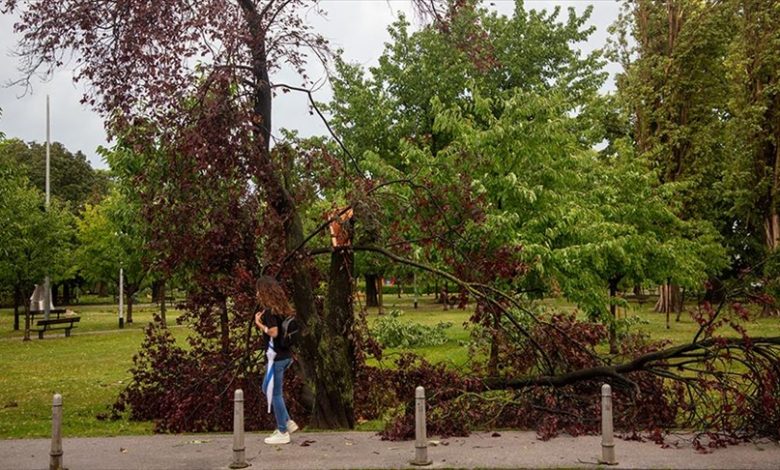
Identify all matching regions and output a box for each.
[0,304,188,438]
[1,294,778,438]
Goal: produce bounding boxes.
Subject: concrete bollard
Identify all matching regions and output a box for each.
[410,386,432,466]
[599,384,617,465]
[50,393,63,470]
[229,389,249,469]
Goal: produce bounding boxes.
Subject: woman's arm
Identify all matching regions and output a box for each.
[255,311,279,337]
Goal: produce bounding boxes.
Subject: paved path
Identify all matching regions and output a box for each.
[1,431,778,469]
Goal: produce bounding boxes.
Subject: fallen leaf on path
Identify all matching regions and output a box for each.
[299,440,316,447]
[186,439,209,445]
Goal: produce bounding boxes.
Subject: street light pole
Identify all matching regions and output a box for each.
[119,266,125,329]
[44,95,51,322]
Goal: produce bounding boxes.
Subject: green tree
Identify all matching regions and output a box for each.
[328,1,605,166]
[75,188,149,323]
[325,0,607,325]
[723,0,780,314]
[432,90,725,353]
[0,156,74,333]
[0,138,107,211]
[610,0,733,313]
[0,138,109,304]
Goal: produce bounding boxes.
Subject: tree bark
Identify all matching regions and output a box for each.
[763,212,780,317]
[633,284,645,306]
[13,284,21,331]
[609,278,619,355]
[23,289,31,341]
[125,285,139,324]
[159,279,167,326]
[365,274,378,307]
[376,276,384,315]
[311,246,356,428]
[63,281,71,306]
[675,288,686,322]
[151,280,161,304]
[51,283,59,306]
[655,282,682,325]
[219,296,229,356]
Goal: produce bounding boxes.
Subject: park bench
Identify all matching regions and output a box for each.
[29,308,67,321]
[35,316,81,339]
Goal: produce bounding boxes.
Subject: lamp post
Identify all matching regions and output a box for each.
[44,95,51,321]
[118,265,124,329]
[413,248,420,309]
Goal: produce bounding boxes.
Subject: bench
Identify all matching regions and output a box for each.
[35,316,81,339]
[29,308,67,321]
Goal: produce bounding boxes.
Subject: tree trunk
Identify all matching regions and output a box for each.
[763,212,780,317]
[311,247,356,428]
[365,274,378,307]
[377,276,384,315]
[151,280,161,303]
[442,283,449,311]
[219,296,229,356]
[240,0,352,427]
[397,281,402,299]
[655,282,682,328]
[609,278,619,355]
[125,289,135,323]
[51,283,59,306]
[675,288,686,322]
[13,284,21,331]
[63,281,71,306]
[704,277,725,304]
[159,279,167,326]
[23,289,31,341]
[633,284,645,307]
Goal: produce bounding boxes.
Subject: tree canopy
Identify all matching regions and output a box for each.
[3,0,779,444]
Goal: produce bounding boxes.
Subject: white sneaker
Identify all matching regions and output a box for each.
[264,429,291,445]
[287,420,299,434]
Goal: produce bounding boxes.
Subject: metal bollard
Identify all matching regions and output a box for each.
[50,393,63,470]
[229,389,249,469]
[410,386,432,466]
[599,384,617,465]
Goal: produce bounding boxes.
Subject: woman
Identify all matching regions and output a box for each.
[254,276,299,445]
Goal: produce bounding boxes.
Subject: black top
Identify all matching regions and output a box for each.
[262,310,292,361]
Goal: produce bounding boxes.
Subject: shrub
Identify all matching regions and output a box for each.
[370,310,452,348]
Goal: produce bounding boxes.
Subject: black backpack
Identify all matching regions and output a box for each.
[276,315,299,349]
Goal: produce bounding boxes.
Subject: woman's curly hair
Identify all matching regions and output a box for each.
[255,275,294,317]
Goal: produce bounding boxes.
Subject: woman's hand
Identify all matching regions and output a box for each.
[254,312,266,332]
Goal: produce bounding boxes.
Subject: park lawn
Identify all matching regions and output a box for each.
[0,305,188,438]
[1,294,779,438]
[606,300,780,347]
[0,303,187,340]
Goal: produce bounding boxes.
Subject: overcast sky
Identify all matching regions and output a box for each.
[0,1,620,170]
